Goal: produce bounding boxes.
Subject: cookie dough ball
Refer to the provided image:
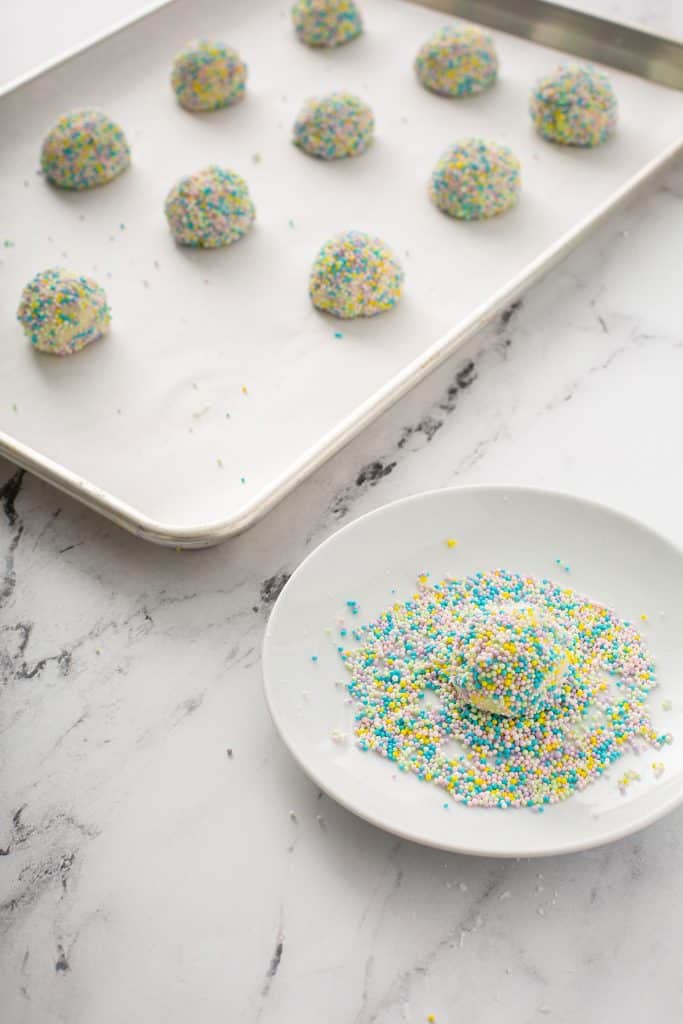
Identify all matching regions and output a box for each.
[17,268,110,356]
[164,166,255,248]
[171,40,247,112]
[430,138,521,220]
[415,23,498,97]
[309,230,403,319]
[40,109,130,190]
[449,604,568,718]
[293,92,374,160]
[530,64,617,147]
[292,0,363,47]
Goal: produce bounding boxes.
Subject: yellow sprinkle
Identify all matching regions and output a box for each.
[446,538,457,549]
[241,385,248,395]
[640,613,648,622]
[428,1016,436,1023]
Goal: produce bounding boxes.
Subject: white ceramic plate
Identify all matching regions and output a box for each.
[263,486,683,856]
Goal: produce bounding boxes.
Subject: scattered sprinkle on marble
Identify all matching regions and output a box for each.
[171,40,247,112]
[530,64,617,147]
[292,0,363,48]
[339,569,670,809]
[446,538,457,548]
[415,23,498,97]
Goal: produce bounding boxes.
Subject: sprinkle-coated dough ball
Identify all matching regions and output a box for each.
[293,92,374,159]
[530,64,617,147]
[292,0,363,47]
[309,231,403,319]
[415,23,498,97]
[164,166,255,248]
[40,109,130,190]
[17,268,110,356]
[171,40,247,112]
[449,603,569,718]
[430,138,521,220]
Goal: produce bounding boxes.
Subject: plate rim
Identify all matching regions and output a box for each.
[263,483,683,857]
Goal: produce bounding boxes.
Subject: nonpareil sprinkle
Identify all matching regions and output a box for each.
[339,569,670,809]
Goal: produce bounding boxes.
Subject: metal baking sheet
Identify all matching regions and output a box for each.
[1,0,681,547]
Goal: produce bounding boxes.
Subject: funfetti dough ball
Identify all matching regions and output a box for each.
[292,0,363,47]
[530,64,617,147]
[293,92,374,160]
[415,23,498,97]
[164,166,255,248]
[449,603,568,718]
[430,138,521,220]
[41,109,130,190]
[309,231,403,319]
[17,268,110,356]
[171,40,247,112]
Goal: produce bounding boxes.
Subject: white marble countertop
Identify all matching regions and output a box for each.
[2,2,683,1022]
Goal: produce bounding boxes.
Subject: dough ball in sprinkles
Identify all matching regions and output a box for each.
[415,23,498,98]
[171,40,247,112]
[41,109,130,190]
[293,92,374,160]
[340,569,671,810]
[292,0,363,48]
[164,165,255,248]
[450,603,569,718]
[430,138,521,220]
[530,64,617,147]
[309,231,403,319]
[17,267,110,356]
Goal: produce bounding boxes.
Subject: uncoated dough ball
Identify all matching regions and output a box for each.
[430,138,521,220]
[292,0,363,47]
[530,64,617,146]
[415,23,498,97]
[17,268,111,356]
[171,40,247,112]
[293,92,374,159]
[41,109,130,190]
[164,166,255,248]
[309,230,403,319]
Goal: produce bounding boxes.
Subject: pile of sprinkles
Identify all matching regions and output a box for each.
[339,570,671,809]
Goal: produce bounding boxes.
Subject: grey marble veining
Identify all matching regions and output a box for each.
[2,2,683,1021]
